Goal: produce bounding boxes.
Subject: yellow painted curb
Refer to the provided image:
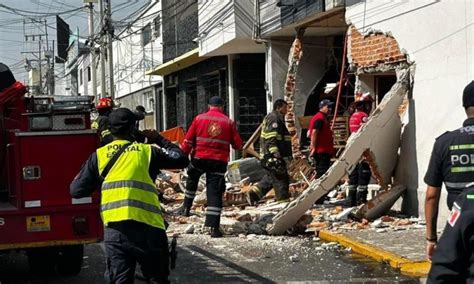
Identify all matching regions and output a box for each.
[319,230,430,277]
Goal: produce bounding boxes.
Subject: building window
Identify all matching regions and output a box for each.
[87,67,91,82]
[79,68,83,86]
[153,15,161,38]
[142,23,152,46]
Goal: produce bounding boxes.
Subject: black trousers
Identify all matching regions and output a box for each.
[256,166,290,201]
[183,158,227,228]
[349,161,371,187]
[313,153,332,179]
[104,220,169,284]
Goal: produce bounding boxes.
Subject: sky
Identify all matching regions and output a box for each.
[0,0,149,82]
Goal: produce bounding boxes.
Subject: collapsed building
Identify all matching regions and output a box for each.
[148,1,472,232]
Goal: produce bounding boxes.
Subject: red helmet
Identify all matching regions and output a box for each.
[96,97,113,109]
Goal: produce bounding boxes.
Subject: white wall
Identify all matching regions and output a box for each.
[267,38,329,125]
[113,1,163,100]
[346,0,474,221]
[198,0,263,56]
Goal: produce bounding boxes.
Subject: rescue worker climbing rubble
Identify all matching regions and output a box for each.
[176,96,242,238]
[70,108,189,283]
[246,99,292,206]
[347,93,373,206]
[425,81,474,260]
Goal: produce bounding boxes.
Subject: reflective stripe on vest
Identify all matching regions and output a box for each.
[96,140,165,230]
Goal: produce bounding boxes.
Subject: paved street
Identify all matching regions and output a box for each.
[0,234,420,283]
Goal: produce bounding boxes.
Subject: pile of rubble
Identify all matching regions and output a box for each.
[156,167,424,238]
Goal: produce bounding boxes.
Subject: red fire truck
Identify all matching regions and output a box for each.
[0,68,102,275]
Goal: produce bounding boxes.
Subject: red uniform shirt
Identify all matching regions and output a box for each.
[308,111,334,154]
[349,111,368,133]
[181,107,242,162]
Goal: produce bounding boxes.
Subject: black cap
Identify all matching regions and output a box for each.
[108,108,140,135]
[463,81,474,108]
[319,99,334,109]
[0,63,16,92]
[209,96,224,106]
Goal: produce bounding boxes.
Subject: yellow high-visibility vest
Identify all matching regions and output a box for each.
[96,140,165,230]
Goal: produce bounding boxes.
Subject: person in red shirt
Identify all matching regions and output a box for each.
[177,96,242,238]
[308,99,335,179]
[347,93,373,206]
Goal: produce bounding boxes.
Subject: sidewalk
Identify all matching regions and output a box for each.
[319,228,431,277]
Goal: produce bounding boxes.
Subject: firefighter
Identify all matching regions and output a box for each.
[347,93,373,206]
[70,108,189,283]
[308,99,335,179]
[425,81,474,260]
[246,99,292,205]
[177,96,242,238]
[92,97,114,146]
[428,189,474,283]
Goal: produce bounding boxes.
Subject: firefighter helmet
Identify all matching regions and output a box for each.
[96,97,113,109]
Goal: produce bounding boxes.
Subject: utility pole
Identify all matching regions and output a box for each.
[99,0,107,98]
[105,0,114,99]
[38,40,43,94]
[87,1,98,98]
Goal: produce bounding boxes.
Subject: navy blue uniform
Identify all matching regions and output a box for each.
[428,189,474,283]
[424,118,474,209]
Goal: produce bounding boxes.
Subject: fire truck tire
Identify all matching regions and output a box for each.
[27,248,58,276]
[57,245,84,276]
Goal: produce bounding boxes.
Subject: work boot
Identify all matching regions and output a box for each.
[210,227,223,238]
[246,186,261,206]
[347,185,357,207]
[173,205,191,217]
[356,186,368,205]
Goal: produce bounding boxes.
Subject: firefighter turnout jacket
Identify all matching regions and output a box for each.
[181,107,242,162]
[260,110,292,158]
[92,115,113,146]
[70,139,189,227]
[424,117,474,209]
[428,188,474,283]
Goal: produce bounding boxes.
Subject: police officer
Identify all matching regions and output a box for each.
[177,96,242,238]
[70,108,189,283]
[246,99,292,205]
[308,99,335,179]
[428,189,474,283]
[92,97,114,146]
[425,81,474,260]
[347,93,373,206]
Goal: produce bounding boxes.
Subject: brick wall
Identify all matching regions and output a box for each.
[348,25,407,68]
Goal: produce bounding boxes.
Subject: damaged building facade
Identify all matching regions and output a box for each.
[146,0,469,223]
[344,0,474,222]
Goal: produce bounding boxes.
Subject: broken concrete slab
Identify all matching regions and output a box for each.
[355,185,407,221]
[268,69,410,235]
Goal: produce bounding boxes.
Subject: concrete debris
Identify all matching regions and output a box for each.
[355,185,407,221]
[334,207,354,221]
[184,224,195,234]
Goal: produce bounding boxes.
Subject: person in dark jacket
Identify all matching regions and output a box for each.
[71,108,189,284]
[246,99,292,205]
[425,81,474,260]
[428,189,474,283]
[92,97,114,146]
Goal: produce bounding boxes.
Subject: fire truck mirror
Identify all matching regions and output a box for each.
[23,166,41,180]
